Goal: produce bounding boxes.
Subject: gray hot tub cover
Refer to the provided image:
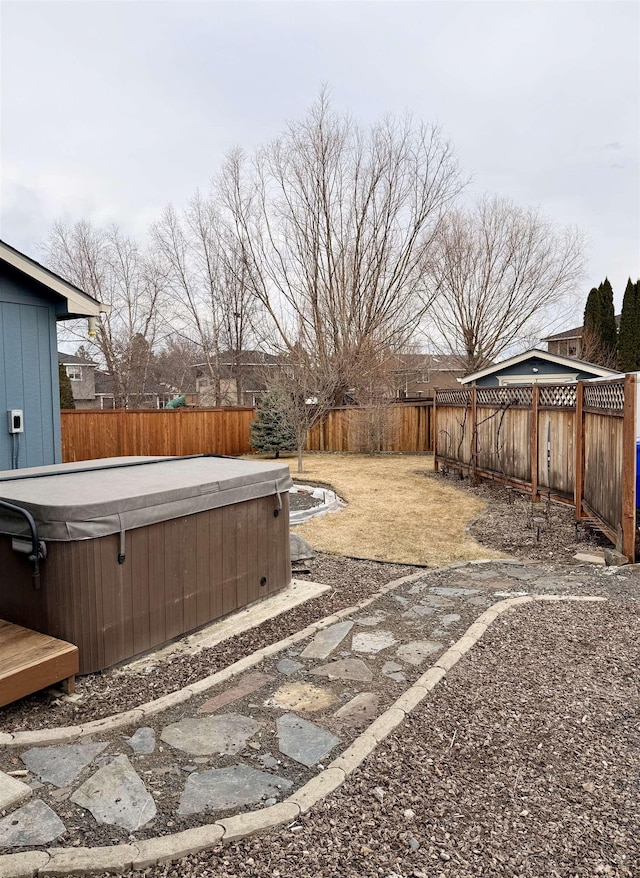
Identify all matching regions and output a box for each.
[0,456,293,541]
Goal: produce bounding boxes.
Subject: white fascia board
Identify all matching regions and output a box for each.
[1,242,109,317]
[459,349,617,384]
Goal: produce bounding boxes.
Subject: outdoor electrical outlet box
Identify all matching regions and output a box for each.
[8,410,24,433]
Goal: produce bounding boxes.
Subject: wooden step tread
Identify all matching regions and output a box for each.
[0,620,78,708]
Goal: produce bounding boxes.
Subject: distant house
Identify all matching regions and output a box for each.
[193,350,281,407]
[0,240,107,469]
[92,370,174,410]
[459,349,618,387]
[390,354,467,400]
[543,316,621,358]
[58,352,97,409]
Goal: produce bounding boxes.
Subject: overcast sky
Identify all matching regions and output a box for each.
[2,1,639,317]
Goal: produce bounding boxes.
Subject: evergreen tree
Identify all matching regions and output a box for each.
[58,363,76,409]
[250,391,296,458]
[598,278,618,359]
[583,286,602,337]
[618,278,640,371]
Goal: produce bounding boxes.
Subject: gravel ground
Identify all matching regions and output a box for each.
[121,598,640,878]
[0,554,418,733]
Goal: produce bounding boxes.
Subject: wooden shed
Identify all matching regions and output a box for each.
[0,455,292,674]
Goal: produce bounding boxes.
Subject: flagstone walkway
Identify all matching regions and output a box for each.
[0,560,605,877]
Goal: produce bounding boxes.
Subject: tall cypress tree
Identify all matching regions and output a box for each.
[618,278,640,371]
[598,278,618,360]
[583,287,602,337]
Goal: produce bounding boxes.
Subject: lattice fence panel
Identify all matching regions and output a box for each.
[538,385,577,408]
[436,389,472,407]
[584,381,625,412]
[476,386,533,407]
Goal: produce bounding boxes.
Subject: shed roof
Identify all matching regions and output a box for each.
[1,240,109,319]
[459,348,619,385]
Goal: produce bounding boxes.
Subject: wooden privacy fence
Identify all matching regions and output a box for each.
[61,408,256,460]
[306,403,433,453]
[61,402,434,462]
[434,376,638,561]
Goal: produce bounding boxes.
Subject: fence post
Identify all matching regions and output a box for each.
[531,384,539,502]
[622,373,637,562]
[574,381,584,521]
[470,386,477,484]
[433,392,439,471]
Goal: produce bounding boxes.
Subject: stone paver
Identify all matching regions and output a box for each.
[277,714,340,767]
[178,765,293,815]
[310,657,373,682]
[351,630,397,654]
[21,742,108,788]
[266,681,337,712]
[396,640,444,666]
[354,613,387,626]
[429,586,479,596]
[300,621,354,660]
[160,714,262,756]
[198,672,273,715]
[0,771,31,810]
[381,660,406,682]
[71,755,156,832]
[0,799,65,847]
[334,693,380,726]
[124,727,156,755]
[276,658,304,675]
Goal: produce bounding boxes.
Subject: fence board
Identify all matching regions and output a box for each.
[434,378,637,560]
[306,404,432,453]
[61,408,256,461]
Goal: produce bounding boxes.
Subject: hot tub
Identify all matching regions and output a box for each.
[0,456,292,673]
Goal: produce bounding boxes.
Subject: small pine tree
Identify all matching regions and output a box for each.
[250,391,296,458]
[618,278,640,371]
[58,362,76,409]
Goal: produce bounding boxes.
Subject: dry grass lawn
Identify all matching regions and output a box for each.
[267,452,501,566]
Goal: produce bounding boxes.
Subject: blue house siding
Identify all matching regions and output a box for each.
[0,265,62,470]
[475,355,605,387]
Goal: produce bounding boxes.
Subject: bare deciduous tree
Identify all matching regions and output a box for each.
[44,220,166,408]
[152,194,258,406]
[426,195,586,373]
[220,92,463,465]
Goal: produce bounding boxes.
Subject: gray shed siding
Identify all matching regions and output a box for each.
[475,356,604,386]
[0,265,62,469]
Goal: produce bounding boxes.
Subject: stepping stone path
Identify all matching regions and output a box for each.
[0,559,580,857]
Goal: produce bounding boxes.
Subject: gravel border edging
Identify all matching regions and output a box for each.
[0,589,606,877]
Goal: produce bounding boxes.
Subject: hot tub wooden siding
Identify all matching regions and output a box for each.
[0,493,290,674]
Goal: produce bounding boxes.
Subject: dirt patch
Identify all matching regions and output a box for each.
[430,469,614,566]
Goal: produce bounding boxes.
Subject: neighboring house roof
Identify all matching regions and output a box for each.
[542,315,621,342]
[94,370,174,398]
[1,239,109,319]
[392,353,467,373]
[193,350,281,369]
[57,352,96,367]
[459,349,619,385]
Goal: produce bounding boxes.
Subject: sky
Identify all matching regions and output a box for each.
[2,0,639,321]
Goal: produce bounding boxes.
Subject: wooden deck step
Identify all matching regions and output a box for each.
[0,620,78,708]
